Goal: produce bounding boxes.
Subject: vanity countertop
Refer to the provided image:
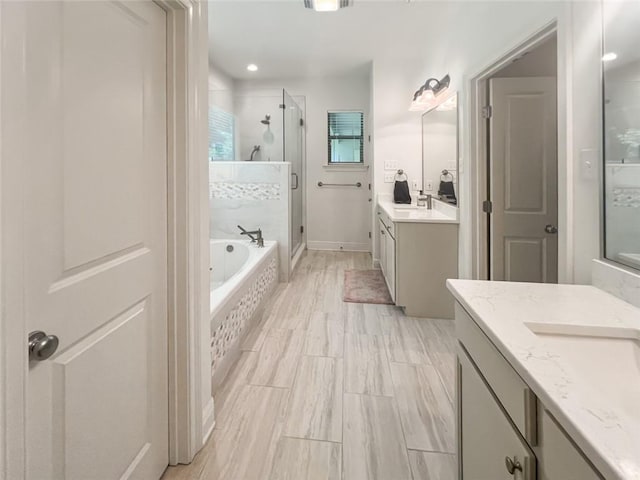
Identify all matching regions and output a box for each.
[446,279,640,480]
[377,197,459,224]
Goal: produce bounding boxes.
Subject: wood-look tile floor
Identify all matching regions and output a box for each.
[163,250,457,480]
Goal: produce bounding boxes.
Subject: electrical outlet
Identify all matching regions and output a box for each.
[425,180,433,191]
[384,160,398,171]
[411,180,419,190]
[384,173,394,183]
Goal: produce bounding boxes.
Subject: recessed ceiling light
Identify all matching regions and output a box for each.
[602,52,617,62]
[247,64,258,72]
[304,0,353,12]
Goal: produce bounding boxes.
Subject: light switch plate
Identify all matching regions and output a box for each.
[425,180,433,191]
[580,148,597,180]
[384,173,394,183]
[384,160,398,171]
[411,180,419,190]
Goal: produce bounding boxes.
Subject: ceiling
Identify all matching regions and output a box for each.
[208,1,461,80]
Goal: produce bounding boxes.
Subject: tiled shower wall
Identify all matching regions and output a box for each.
[209,161,291,281]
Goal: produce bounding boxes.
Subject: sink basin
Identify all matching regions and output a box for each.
[393,204,419,210]
[524,322,640,418]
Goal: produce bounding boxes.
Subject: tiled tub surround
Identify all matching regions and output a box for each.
[447,279,640,480]
[210,239,278,392]
[209,161,291,282]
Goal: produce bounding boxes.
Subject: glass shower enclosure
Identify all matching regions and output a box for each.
[283,89,304,259]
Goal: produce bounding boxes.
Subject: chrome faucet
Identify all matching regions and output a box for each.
[237,225,264,247]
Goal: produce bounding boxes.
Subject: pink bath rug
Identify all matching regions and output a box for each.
[343,269,393,305]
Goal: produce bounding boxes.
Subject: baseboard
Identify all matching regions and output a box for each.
[307,240,370,252]
[291,242,306,272]
[202,397,215,445]
[372,258,381,269]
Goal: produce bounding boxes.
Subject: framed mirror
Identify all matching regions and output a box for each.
[603,2,640,270]
[421,93,459,206]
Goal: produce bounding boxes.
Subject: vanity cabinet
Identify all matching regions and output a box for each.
[456,303,604,480]
[377,206,457,318]
[378,217,396,302]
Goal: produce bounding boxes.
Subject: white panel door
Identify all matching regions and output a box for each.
[23,2,168,479]
[489,77,558,283]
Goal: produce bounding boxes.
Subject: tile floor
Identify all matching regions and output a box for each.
[162,250,457,480]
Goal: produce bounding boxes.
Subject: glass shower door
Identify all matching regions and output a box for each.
[283,89,304,258]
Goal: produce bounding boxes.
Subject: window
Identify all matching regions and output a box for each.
[327,111,364,164]
[209,106,235,161]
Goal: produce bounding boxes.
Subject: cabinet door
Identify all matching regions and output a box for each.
[379,219,387,277]
[386,231,396,301]
[459,349,536,480]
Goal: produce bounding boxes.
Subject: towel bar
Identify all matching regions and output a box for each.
[317,181,362,188]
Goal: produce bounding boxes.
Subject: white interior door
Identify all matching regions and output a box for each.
[489,77,558,283]
[23,2,169,479]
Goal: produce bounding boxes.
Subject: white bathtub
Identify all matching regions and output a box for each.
[209,238,279,392]
[209,239,277,319]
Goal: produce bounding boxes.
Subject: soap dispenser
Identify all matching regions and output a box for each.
[417,190,427,207]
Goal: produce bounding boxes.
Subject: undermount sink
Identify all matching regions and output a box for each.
[524,322,640,418]
[393,204,419,210]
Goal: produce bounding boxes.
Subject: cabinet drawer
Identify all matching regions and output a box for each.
[386,217,395,238]
[377,207,395,238]
[456,303,537,444]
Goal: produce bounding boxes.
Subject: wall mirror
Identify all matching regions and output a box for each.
[603,2,640,270]
[422,93,459,206]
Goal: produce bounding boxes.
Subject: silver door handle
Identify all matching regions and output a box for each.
[291,173,299,190]
[28,331,59,361]
[545,224,558,234]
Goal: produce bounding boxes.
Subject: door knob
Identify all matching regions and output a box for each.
[545,224,558,234]
[28,331,59,361]
[505,456,523,475]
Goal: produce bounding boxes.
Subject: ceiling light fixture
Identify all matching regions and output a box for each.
[304,0,353,12]
[247,64,258,72]
[409,74,451,112]
[602,52,618,62]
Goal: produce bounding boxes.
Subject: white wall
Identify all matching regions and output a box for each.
[371,1,602,284]
[209,67,235,114]
[236,67,373,252]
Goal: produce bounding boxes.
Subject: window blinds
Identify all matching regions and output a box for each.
[328,111,364,163]
[209,106,235,161]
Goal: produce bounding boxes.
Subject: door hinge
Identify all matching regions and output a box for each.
[368,183,371,190]
[481,105,493,119]
[300,225,304,234]
[279,104,285,109]
[368,135,371,143]
[368,231,372,239]
[299,118,304,127]
[482,200,493,213]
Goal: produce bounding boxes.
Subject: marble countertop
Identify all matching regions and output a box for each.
[446,280,640,480]
[377,197,459,224]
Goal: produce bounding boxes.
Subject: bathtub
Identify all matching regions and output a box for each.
[209,239,279,391]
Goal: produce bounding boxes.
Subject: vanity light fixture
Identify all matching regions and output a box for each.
[409,74,451,112]
[247,64,259,72]
[304,0,352,12]
[602,52,618,62]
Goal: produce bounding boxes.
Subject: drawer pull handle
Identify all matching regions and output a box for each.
[505,456,523,475]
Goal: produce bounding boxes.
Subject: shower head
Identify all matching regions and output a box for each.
[261,115,271,125]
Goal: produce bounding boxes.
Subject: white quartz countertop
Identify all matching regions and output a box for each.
[446,279,640,480]
[377,197,459,224]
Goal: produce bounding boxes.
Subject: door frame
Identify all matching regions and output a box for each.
[0,1,210,477]
[466,21,570,282]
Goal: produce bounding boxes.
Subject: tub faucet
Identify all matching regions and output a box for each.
[237,225,264,247]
